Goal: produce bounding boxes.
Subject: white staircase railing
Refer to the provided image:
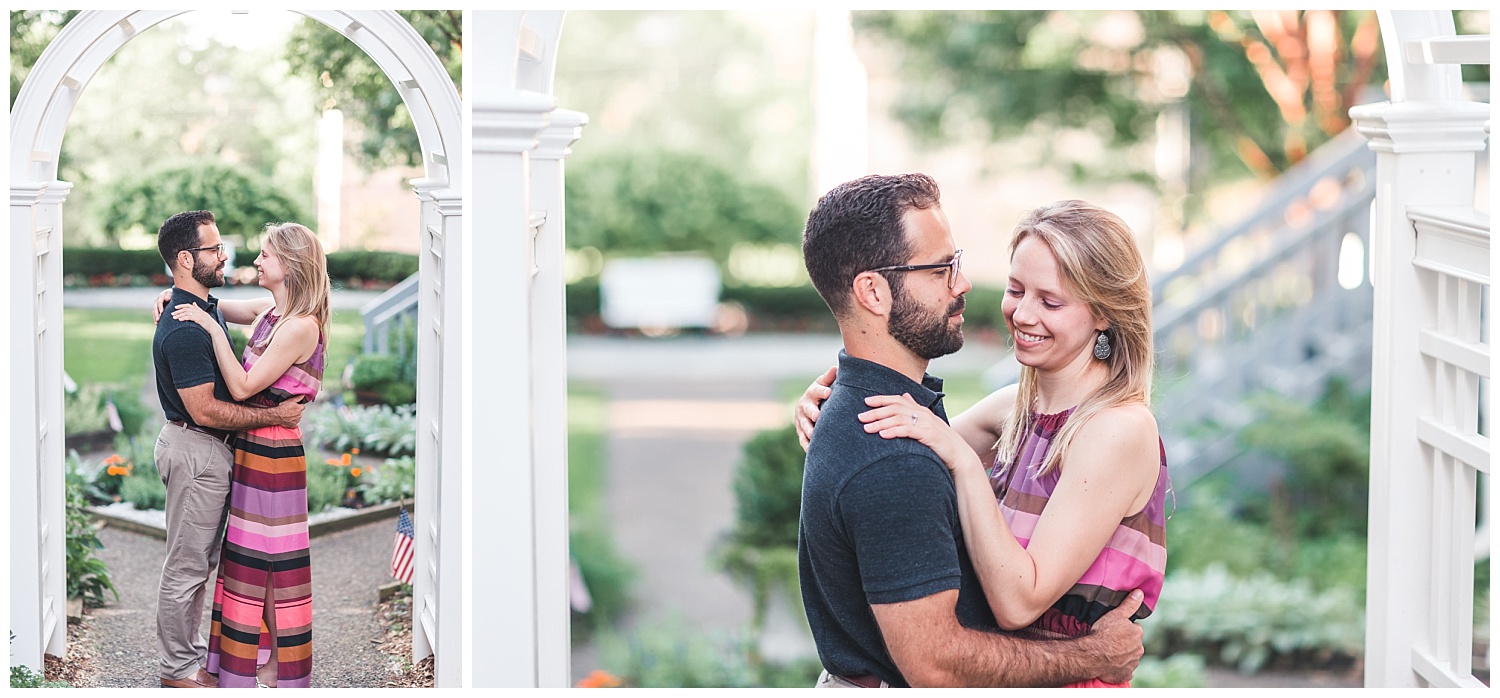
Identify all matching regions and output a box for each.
[984,126,1380,486]
[1150,128,1378,484]
[361,272,419,355]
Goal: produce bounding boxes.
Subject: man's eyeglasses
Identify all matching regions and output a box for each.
[867,249,964,289]
[185,243,225,257]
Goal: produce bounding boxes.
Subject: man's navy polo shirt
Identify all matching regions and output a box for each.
[798,350,999,687]
[152,286,233,426]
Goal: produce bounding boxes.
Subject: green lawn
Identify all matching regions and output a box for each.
[64,308,157,387]
[64,307,365,397]
[567,382,608,525]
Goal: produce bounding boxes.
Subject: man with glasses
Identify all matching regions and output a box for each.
[151,210,305,688]
[796,174,1143,687]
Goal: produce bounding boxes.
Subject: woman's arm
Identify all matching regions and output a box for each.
[947,384,1017,466]
[151,289,272,326]
[862,397,1160,630]
[170,304,318,402]
[217,298,275,325]
[795,368,1016,462]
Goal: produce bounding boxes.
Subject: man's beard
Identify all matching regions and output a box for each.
[191,258,225,288]
[889,285,965,360]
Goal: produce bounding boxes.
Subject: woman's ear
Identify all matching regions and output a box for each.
[851,271,892,317]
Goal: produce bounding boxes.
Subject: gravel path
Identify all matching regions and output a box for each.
[90,517,402,688]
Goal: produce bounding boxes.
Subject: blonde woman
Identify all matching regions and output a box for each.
[161,222,330,688]
[796,201,1169,687]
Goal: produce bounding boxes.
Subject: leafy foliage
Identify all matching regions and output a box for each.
[1132,654,1208,688]
[119,460,167,512]
[594,616,822,688]
[1145,564,1363,674]
[726,425,806,550]
[569,527,637,640]
[1238,377,1370,538]
[10,663,70,688]
[64,470,119,605]
[283,11,461,168]
[360,456,416,505]
[304,404,417,458]
[307,458,353,514]
[565,148,805,269]
[555,11,814,198]
[1165,478,1368,598]
[596,617,757,688]
[94,161,310,247]
[9,10,82,109]
[854,10,1388,189]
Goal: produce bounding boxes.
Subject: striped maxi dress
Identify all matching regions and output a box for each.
[206,311,323,688]
[989,407,1170,688]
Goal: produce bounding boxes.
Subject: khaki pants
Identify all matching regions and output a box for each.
[154,423,234,681]
[816,670,890,688]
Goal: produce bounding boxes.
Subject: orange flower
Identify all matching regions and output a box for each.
[106,465,119,476]
[341,453,352,466]
[350,467,363,477]
[351,448,360,455]
[325,457,342,466]
[576,670,623,689]
[104,454,124,465]
[122,465,133,476]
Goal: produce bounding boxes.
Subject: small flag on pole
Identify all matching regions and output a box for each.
[391,506,415,585]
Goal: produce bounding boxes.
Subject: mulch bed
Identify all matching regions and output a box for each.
[374,585,435,688]
[43,612,101,687]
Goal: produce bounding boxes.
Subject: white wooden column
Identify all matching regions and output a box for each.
[1352,10,1490,689]
[468,9,568,687]
[410,180,464,685]
[530,108,587,687]
[9,181,72,669]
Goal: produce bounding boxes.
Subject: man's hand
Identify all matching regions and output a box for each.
[1082,589,1145,685]
[267,396,306,429]
[795,366,837,451]
[152,288,173,324]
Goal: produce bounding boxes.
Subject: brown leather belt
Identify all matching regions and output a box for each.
[169,420,234,445]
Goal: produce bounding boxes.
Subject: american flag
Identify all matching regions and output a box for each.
[390,507,415,585]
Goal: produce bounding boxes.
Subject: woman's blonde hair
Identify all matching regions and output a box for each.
[994,200,1154,476]
[261,222,331,360]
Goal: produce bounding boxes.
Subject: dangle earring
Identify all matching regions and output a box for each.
[1093,331,1112,360]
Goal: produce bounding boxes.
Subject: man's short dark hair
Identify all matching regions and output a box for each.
[801,173,941,316]
[158,210,216,271]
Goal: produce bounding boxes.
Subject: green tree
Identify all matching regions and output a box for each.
[282,11,461,169]
[564,148,804,268]
[9,9,81,109]
[96,161,309,246]
[855,10,1388,187]
[12,14,320,246]
[555,11,815,201]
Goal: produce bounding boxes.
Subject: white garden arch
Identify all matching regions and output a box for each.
[1354,9,1491,689]
[8,9,466,684]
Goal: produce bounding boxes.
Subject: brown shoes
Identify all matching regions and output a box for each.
[160,668,219,688]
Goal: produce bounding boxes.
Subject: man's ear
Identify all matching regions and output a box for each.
[850,271,893,317]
